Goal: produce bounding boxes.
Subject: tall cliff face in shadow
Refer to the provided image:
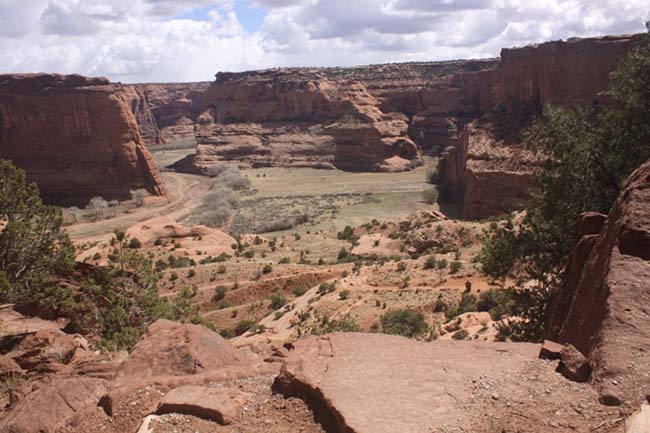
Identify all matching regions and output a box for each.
[437,34,640,219]
[0,74,165,206]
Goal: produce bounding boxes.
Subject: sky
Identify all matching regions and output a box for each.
[0,0,648,83]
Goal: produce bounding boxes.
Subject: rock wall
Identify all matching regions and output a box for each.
[0,73,165,206]
[546,159,650,407]
[438,34,640,219]
[195,71,421,173]
[127,82,210,146]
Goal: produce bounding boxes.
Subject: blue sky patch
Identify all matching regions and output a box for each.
[177,1,267,34]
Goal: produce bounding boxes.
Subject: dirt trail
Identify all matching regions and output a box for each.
[67,172,206,242]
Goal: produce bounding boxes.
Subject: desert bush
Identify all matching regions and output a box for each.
[292,287,309,297]
[477,288,515,320]
[318,282,336,295]
[87,196,109,220]
[380,309,429,338]
[270,294,287,310]
[339,290,351,300]
[450,261,462,274]
[213,286,228,302]
[234,320,255,336]
[423,255,437,270]
[422,187,439,205]
[128,238,142,249]
[129,189,149,207]
[262,264,273,274]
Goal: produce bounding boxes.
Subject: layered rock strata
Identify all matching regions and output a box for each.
[195,72,421,173]
[0,73,165,206]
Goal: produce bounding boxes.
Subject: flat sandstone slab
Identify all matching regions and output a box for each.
[156,385,251,425]
[274,333,540,433]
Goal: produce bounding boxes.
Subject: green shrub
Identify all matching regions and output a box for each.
[234,320,255,336]
[450,261,462,274]
[213,286,228,302]
[318,282,336,295]
[380,309,429,338]
[129,238,142,250]
[339,290,351,300]
[292,287,309,297]
[423,256,437,270]
[270,294,287,310]
[262,264,273,274]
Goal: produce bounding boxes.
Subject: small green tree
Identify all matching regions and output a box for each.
[0,160,74,304]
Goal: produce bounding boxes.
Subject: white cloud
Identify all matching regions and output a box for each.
[0,0,647,82]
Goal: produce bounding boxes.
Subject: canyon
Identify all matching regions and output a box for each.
[0,74,165,206]
[0,35,638,214]
[127,82,209,147]
[1,31,649,433]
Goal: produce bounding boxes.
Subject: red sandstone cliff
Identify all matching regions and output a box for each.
[438,34,641,219]
[546,160,650,407]
[195,70,421,172]
[0,74,165,206]
[127,82,209,146]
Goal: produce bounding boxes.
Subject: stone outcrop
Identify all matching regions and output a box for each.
[274,333,541,433]
[195,71,421,173]
[0,73,165,206]
[437,34,640,219]
[127,82,209,146]
[546,159,650,407]
[0,377,108,433]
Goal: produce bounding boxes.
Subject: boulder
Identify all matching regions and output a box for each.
[155,385,251,425]
[443,312,492,333]
[557,344,592,383]
[274,333,540,433]
[0,377,107,433]
[9,330,88,371]
[115,320,249,381]
[101,320,255,417]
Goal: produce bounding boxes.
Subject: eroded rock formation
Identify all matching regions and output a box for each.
[0,73,165,206]
[438,34,640,219]
[127,82,209,146]
[195,71,421,173]
[546,159,650,408]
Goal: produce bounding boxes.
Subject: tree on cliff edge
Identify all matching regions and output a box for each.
[480,23,650,341]
[0,159,74,303]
